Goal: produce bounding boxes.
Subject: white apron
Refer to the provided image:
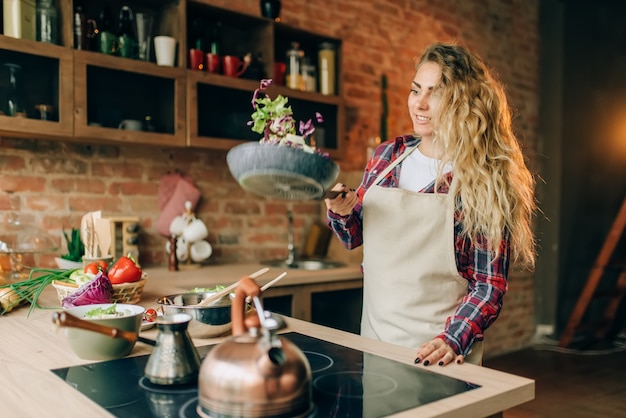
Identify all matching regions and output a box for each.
[360,145,483,364]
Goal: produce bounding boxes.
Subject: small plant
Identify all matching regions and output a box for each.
[61,227,84,262]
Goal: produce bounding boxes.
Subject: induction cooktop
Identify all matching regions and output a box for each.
[51,332,480,417]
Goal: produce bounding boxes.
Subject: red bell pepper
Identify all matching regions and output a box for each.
[107,255,143,284]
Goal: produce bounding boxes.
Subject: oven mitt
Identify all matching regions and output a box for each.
[156,178,201,237]
[157,171,195,211]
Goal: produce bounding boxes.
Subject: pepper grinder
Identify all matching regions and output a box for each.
[168,235,179,271]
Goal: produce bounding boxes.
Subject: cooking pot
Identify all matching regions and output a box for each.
[197,276,313,417]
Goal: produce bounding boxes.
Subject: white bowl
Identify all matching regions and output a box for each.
[54,257,83,270]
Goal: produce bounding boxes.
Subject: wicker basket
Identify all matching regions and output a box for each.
[52,278,147,305]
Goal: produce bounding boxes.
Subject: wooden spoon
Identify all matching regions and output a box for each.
[245,271,287,303]
[95,218,112,257]
[196,267,270,307]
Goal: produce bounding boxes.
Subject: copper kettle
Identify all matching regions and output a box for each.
[197,276,313,417]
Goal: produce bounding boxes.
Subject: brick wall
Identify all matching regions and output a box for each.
[0,0,540,356]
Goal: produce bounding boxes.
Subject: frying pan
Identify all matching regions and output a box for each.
[227,142,340,200]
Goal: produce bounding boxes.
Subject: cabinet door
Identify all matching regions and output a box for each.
[0,36,73,138]
[73,50,186,147]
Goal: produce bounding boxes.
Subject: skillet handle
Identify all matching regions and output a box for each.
[52,311,138,344]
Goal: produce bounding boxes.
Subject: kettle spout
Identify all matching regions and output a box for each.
[257,346,287,378]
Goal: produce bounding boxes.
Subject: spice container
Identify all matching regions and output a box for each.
[36,0,58,44]
[318,42,336,95]
[3,0,37,40]
[302,59,317,92]
[286,41,304,90]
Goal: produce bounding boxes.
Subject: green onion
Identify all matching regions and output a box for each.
[0,268,79,317]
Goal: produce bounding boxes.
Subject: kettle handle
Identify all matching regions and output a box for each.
[232,276,262,335]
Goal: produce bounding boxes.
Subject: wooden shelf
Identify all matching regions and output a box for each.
[0,35,74,138]
[0,1,345,156]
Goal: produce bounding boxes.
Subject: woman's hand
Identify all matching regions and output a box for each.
[324,183,358,216]
[414,338,465,366]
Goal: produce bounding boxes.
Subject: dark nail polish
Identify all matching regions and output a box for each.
[438,361,444,366]
[423,360,430,366]
[341,191,347,198]
[414,358,421,364]
[456,359,461,364]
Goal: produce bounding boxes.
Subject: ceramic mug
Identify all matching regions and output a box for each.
[274,62,287,85]
[189,48,204,70]
[169,215,186,236]
[205,53,221,74]
[222,55,247,77]
[182,218,209,243]
[119,119,143,131]
[190,240,212,262]
[154,36,176,66]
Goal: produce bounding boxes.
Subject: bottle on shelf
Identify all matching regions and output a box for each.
[36,0,58,44]
[117,6,136,58]
[318,42,336,95]
[286,41,305,91]
[208,22,222,55]
[73,2,97,50]
[97,5,116,55]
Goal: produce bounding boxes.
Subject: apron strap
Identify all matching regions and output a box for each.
[373,144,420,185]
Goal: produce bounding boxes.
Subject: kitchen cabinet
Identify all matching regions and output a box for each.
[264,281,363,334]
[0,0,345,157]
[73,50,186,146]
[0,36,73,138]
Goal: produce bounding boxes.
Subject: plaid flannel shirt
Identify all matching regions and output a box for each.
[327,135,510,356]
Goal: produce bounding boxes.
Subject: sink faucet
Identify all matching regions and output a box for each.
[285,210,296,265]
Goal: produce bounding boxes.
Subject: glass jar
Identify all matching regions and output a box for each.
[301,59,316,92]
[36,0,58,44]
[4,63,24,117]
[286,41,304,90]
[318,42,336,95]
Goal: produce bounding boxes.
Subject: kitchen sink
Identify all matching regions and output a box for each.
[262,259,345,270]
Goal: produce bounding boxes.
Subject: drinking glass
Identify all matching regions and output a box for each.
[135,13,154,61]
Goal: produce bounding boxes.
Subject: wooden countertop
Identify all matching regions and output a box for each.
[144,262,363,290]
[0,263,533,417]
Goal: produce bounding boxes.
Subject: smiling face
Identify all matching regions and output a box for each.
[407,61,443,146]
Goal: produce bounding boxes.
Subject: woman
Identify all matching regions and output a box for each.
[325,43,536,366]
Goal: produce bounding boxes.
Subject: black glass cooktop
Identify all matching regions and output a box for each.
[51,332,479,417]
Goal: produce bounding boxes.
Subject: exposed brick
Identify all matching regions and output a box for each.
[0,154,26,171]
[0,0,541,357]
[0,175,46,192]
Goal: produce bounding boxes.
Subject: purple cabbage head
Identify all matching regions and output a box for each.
[62,271,114,308]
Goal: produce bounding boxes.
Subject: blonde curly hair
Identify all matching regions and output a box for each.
[417,43,536,267]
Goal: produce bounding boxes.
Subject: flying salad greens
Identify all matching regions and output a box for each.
[248,79,328,157]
